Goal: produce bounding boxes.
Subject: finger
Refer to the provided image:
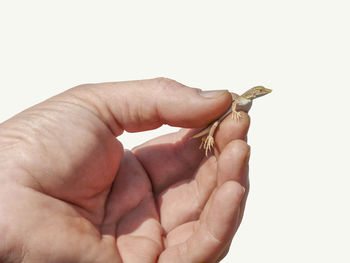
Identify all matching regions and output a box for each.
[159,181,245,263]
[64,78,232,136]
[197,140,250,238]
[213,94,250,156]
[217,139,250,230]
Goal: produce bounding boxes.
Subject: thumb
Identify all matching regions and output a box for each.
[65,78,232,136]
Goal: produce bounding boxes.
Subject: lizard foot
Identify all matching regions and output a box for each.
[203,135,214,156]
[199,136,207,149]
[231,110,242,122]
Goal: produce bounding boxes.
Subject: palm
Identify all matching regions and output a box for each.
[102,130,227,262]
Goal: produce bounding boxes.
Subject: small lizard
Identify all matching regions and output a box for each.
[193,86,272,156]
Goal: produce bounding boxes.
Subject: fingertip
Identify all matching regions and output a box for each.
[154,77,232,125]
[213,112,250,156]
[220,139,250,164]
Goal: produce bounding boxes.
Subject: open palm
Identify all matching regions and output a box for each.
[0,78,250,263]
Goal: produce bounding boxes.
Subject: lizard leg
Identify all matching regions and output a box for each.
[231,101,242,122]
[203,120,220,156]
[199,136,206,149]
[204,136,214,156]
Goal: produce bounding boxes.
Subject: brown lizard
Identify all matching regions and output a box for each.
[193,86,272,156]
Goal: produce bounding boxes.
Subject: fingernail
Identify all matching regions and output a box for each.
[199,89,228,98]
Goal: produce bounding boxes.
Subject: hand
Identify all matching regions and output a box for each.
[0,78,250,263]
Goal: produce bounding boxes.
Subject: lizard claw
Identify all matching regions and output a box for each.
[231,111,242,122]
[203,135,214,156]
[199,136,206,149]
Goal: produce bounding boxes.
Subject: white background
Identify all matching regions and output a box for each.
[1,1,349,262]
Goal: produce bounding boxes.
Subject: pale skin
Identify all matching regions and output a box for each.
[0,78,250,263]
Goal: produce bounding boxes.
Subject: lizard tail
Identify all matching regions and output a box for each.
[191,127,209,139]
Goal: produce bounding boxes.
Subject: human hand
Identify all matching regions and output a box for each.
[0,78,250,263]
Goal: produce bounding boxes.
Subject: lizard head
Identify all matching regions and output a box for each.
[242,86,272,99]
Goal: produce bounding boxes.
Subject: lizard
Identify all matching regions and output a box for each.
[192,86,272,156]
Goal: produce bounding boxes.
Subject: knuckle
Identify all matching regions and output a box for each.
[153,77,179,91]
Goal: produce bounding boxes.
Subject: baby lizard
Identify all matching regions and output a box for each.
[192,86,272,156]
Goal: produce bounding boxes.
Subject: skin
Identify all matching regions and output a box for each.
[0,78,250,263]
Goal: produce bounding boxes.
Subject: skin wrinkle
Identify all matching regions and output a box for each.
[115,193,154,237]
[131,152,159,214]
[18,167,46,194]
[195,158,216,211]
[118,198,161,239]
[0,130,25,150]
[9,104,117,223]
[27,182,101,229]
[154,78,196,127]
[153,96,165,127]
[105,152,154,226]
[86,87,123,136]
[47,99,95,120]
[172,139,197,178]
[135,82,163,130]
[191,178,204,220]
[0,137,30,181]
[77,187,112,225]
[35,104,116,187]
[101,175,119,232]
[132,149,160,194]
[18,119,64,192]
[204,223,223,246]
[57,91,111,133]
[116,194,164,259]
[23,116,52,156]
[105,103,124,137]
[171,133,207,213]
[9,114,48,145]
[120,89,153,133]
[155,78,173,125]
